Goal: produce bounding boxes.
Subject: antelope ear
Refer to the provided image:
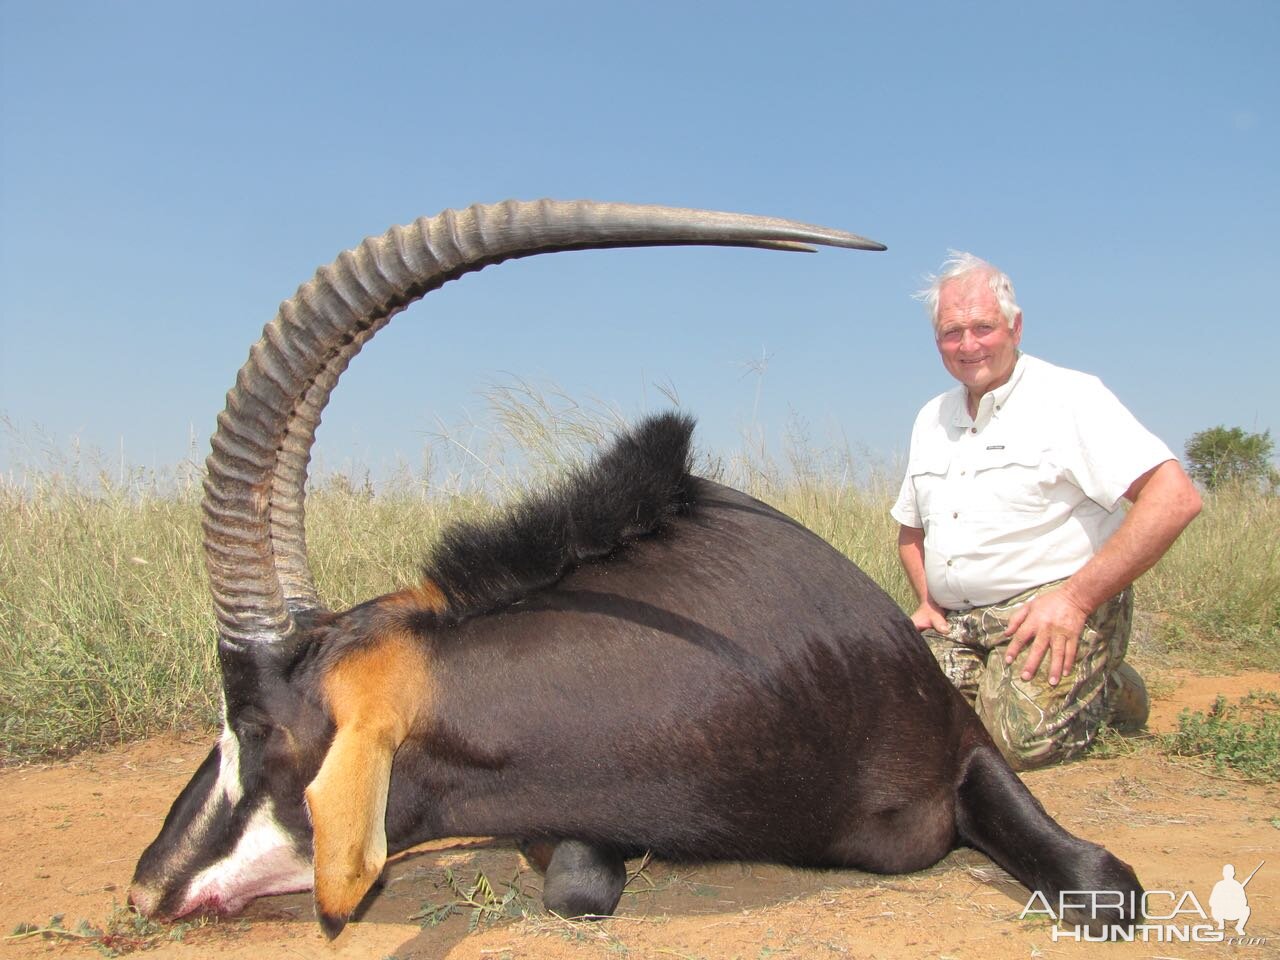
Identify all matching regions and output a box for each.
[304,631,430,939]
[305,723,396,938]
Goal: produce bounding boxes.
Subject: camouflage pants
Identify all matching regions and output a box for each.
[923,579,1133,771]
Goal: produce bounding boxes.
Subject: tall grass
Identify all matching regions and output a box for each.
[1134,482,1280,667]
[2,405,1277,760]
[1,471,216,757]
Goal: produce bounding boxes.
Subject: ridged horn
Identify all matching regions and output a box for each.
[203,199,885,651]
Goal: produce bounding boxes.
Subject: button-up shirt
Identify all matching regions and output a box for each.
[891,353,1175,609]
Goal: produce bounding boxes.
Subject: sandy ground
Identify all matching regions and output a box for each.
[2,670,1277,959]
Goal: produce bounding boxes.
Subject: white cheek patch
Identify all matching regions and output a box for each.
[178,803,313,917]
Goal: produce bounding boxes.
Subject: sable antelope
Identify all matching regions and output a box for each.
[130,200,1142,939]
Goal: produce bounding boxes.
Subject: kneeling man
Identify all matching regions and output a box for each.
[893,253,1201,770]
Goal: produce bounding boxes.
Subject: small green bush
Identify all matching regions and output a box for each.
[1164,692,1280,782]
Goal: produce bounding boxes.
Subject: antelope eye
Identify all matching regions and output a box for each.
[234,714,271,741]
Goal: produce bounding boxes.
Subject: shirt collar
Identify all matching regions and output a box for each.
[949,352,1028,430]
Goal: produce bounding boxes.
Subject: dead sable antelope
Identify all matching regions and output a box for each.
[130,200,1142,939]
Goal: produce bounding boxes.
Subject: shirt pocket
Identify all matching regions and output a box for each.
[908,451,951,521]
[971,442,1052,512]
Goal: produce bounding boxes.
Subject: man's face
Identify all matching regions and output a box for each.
[934,273,1022,401]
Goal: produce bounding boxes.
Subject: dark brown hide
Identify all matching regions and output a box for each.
[315,477,1138,931]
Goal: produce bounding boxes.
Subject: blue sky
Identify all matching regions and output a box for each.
[2,1,1276,486]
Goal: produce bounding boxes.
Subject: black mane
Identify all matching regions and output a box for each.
[423,411,699,622]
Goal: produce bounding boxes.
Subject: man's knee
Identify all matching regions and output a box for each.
[993,728,1094,772]
[978,673,1107,771]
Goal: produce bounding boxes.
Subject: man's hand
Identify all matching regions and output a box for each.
[1003,460,1201,687]
[1002,588,1091,685]
[910,599,950,634]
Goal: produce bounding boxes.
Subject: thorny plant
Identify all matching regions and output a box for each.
[411,851,667,933]
[5,901,203,956]
[410,867,538,931]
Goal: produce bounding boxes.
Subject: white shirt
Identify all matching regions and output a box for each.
[891,353,1175,609]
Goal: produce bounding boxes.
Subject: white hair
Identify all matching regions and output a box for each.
[913,251,1020,331]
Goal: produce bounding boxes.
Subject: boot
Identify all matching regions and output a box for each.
[1106,661,1150,733]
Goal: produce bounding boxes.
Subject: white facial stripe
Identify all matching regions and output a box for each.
[217,723,244,806]
[152,729,234,882]
[179,804,313,916]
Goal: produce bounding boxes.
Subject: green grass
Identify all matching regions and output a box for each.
[2,408,1277,761]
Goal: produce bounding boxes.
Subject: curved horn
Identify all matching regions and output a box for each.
[203,199,885,650]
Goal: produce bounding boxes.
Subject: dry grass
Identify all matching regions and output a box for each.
[2,400,1276,760]
[1133,482,1280,668]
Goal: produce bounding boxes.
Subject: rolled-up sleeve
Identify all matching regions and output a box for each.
[891,467,922,528]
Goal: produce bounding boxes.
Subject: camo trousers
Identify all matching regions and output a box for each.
[923,579,1133,771]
